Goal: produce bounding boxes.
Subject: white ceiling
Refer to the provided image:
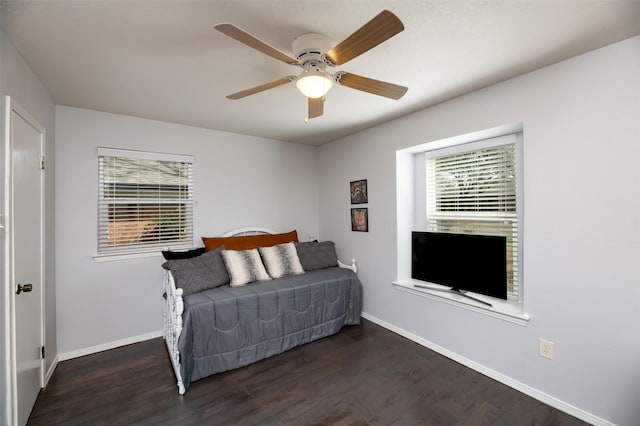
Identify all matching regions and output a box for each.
[2,1,640,145]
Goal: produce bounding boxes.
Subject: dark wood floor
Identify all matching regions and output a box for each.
[29,319,588,425]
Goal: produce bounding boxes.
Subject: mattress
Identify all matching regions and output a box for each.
[178,266,362,388]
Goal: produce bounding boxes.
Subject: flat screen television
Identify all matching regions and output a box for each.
[412,231,507,301]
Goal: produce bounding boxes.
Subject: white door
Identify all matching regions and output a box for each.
[8,100,45,426]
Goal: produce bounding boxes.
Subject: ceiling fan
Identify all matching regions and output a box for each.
[214,10,408,120]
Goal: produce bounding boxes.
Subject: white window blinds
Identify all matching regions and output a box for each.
[426,138,520,299]
[97,148,194,255]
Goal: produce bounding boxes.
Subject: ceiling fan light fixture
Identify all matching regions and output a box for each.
[296,70,333,98]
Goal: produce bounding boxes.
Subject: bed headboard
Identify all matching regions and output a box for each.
[221,227,276,237]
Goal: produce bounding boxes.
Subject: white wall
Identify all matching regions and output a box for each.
[318,36,640,426]
[1,24,57,424]
[54,106,319,355]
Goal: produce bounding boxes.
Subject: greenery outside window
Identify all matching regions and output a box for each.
[97,148,193,256]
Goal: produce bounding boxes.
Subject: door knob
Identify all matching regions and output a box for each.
[16,283,33,295]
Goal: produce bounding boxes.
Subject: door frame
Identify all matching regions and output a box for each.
[3,96,46,426]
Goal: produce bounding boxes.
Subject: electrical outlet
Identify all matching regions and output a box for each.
[539,339,554,360]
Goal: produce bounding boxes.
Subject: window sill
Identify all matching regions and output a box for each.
[393,279,530,326]
[93,245,199,262]
[92,251,163,262]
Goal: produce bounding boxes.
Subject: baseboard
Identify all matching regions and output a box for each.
[360,312,613,426]
[44,355,58,386]
[57,330,163,362]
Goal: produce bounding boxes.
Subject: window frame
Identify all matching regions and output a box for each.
[394,127,529,324]
[95,147,194,259]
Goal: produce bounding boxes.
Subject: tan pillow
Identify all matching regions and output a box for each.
[202,230,298,252]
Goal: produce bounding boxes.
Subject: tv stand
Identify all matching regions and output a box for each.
[414,284,492,307]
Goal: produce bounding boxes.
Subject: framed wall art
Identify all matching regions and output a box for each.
[350,179,368,204]
[351,208,368,232]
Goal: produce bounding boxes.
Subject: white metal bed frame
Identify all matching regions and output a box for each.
[162,227,356,395]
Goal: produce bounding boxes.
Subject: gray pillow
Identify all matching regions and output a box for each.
[294,241,338,271]
[165,246,229,295]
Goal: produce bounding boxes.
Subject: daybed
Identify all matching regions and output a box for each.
[162,228,362,394]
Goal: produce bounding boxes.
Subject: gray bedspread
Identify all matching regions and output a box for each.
[178,267,362,388]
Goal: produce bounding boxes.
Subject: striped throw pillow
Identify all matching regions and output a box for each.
[221,248,271,287]
[259,242,305,279]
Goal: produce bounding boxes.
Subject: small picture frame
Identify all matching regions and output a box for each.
[351,208,369,232]
[350,179,368,204]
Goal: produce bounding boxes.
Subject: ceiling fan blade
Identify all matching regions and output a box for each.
[226,77,293,100]
[308,97,324,119]
[335,72,407,100]
[215,23,298,65]
[325,10,404,66]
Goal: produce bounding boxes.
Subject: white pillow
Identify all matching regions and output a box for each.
[259,242,305,279]
[221,248,271,287]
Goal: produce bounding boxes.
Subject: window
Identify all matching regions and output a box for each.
[426,138,520,300]
[97,148,193,256]
[394,127,527,323]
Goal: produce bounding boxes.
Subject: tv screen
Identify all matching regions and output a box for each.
[412,231,507,300]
